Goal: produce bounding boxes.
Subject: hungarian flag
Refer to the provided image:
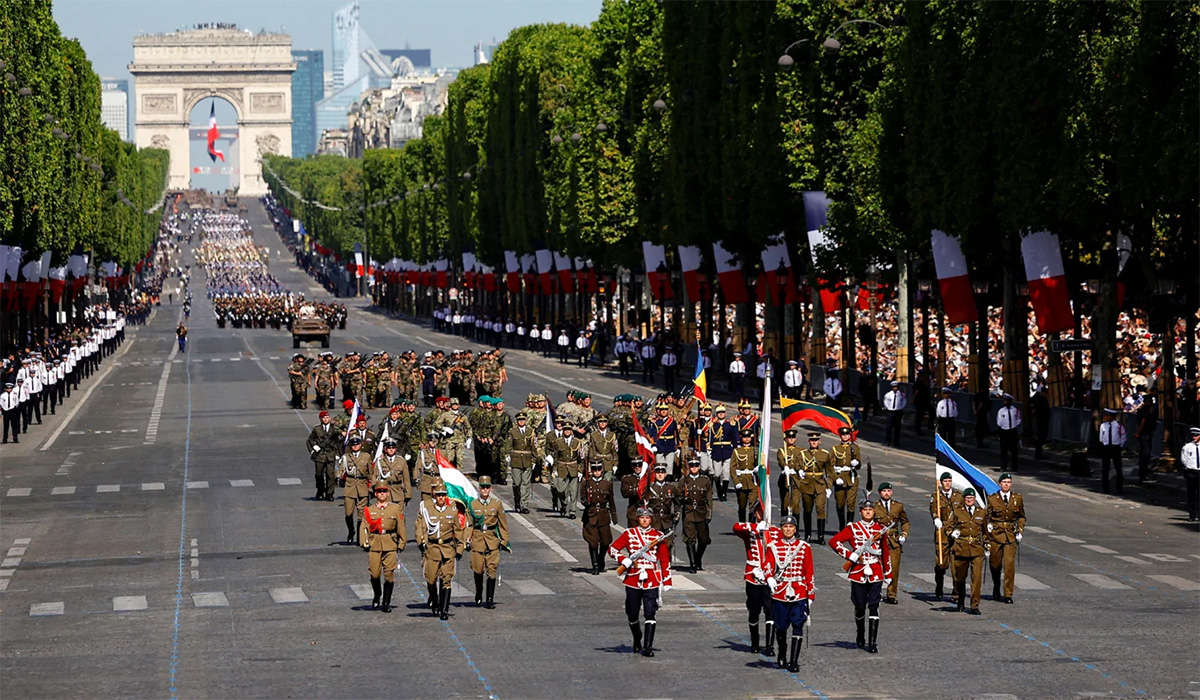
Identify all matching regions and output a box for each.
[207,102,225,163]
[435,449,479,514]
[780,397,855,437]
[631,411,657,499]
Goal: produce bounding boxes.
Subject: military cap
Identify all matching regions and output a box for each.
[941,386,951,394]
[878,481,893,491]
[292,353,303,360]
[700,403,712,411]
[479,394,492,403]
[1103,407,1119,415]
[596,414,609,422]
[553,414,565,423]
[636,507,654,518]
[733,351,743,357]
[4,382,13,388]
[740,428,754,438]
[478,476,492,487]
[859,498,876,510]
[631,395,644,403]
[713,404,726,413]
[890,380,900,387]
[389,403,402,412]
[515,412,528,420]
[653,464,668,472]
[344,351,356,358]
[589,459,605,470]
[383,439,397,448]
[999,472,1012,481]
[433,484,449,495]
[687,456,701,466]
[784,429,798,438]
[738,398,752,408]
[807,432,821,440]
[343,399,356,410]
[374,483,390,492]
[392,399,404,407]
[348,436,363,445]
[780,515,798,527]
[427,430,441,440]
[939,471,953,481]
[578,392,591,400]
[962,487,977,497]
[1003,393,1014,400]
[566,390,576,399]
[788,360,798,366]
[838,426,853,435]
[655,401,669,409]
[319,410,330,418]
[356,413,368,422]
[1191,427,1200,436]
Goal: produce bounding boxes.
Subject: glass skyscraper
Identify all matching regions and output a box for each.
[291,49,324,157]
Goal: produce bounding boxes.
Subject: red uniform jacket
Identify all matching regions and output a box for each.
[609,526,673,590]
[829,520,893,584]
[763,536,815,603]
[732,521,774,585]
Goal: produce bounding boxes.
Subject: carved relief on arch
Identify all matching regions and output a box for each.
[141,94,177,114]
[183,88,244,116]
[150,134,170,149]
[255,133,281,158]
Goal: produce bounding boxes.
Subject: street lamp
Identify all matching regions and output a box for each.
[570,131,582,142]
[656,260,668,332]
[652,89,668,112]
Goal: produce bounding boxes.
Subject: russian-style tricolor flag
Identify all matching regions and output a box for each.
[713,242,749,304]
[535,249,554,294]
[643,242,672,300]
[207,102,225,163]
[931,229,978,325]
[1021,230,1073,334]
[553,251,574,293]
[760,232,799,305]
[678,245,703,301]
[803,191,843,312]
[504,250,521,293]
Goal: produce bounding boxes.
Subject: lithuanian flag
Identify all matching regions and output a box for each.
[780,398,855,436]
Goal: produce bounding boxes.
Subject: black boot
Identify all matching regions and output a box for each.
[855,613,866,649]
[642,621,656,657]
[836,507,846,531]
[370,577,381,610]
[485,577,496,609]
[934,569,945,601]
[764,622,775,653]
[991,569,1002,600]
[815,519,826,545]
[427,583,438,610]
[345,516,356,545]
[685,543,696,573]
[788,636,802,672]
[630,621,642,653]
[589,547,600,575]
[474,572,485,606]
[381,581,393,613]
[439,587,451,620]
[776,629,788,669]
[866,617,879,653]
[597,551,606,573]
[749,623,761,653]
[695,543,706,572]
[802,512,812,542]
[955,584,965,613]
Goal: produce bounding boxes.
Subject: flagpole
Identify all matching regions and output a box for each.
[759,364,773,525]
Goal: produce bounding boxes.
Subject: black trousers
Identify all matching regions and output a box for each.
[885,410,903,446]
[624,586,659,622]
[1100,444,1124,494]
[745,581,772,624]
[998,429,1019,472]
[936,418,957,446]
[2,409,20,442]
[850,580,882,617]
[1184,472,1198,520]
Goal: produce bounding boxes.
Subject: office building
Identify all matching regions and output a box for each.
[100,78,130,140]
[380,48,431,69]
[292,49,324,157]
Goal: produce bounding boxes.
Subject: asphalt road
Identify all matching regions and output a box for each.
[2,199,1197,700]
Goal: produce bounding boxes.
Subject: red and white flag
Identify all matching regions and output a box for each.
[931,229,978,325]
[207,102,225,163]
[678,245,703,301]
[504,250,521,293]
[631,411,657,499]
[712,242,749,304]
[802,191,843,313]
[1021,230,1073,334]
[643,242,673,300]
[48,266,68,303]
[760,232,799,305]
[353,251,365,279]
[434,259,449,288]
[553,251,574,293]
[535,249,554,295]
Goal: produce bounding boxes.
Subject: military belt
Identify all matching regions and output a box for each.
[512,450,532,455]
[959,536,981,543]
[429,537,456,544]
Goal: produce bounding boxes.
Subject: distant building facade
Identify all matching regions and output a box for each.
[101,78,130,140]
[291,49,324,157]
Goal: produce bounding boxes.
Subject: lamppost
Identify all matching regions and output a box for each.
[656,260,668,333]
[918,278,934,376]
[971,279,990,395]
[865,264,880,374]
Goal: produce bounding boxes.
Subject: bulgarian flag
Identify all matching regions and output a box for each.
[631,411,657,499]
[207,102,225,163]
[780,397,855,438]
[435,449,479,516]
[753,369,773,524]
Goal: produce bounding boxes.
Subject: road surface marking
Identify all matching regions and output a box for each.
[350,584,374,600]
[277,477,302,486]
[143,342,178,445]
[6,547,26,556]
[1072,573,1131,590]
[30,602,64,616]
[229,479,254,487]
[97,485,120,493]
[1013,574,1051,590]
[507,579,555,595]
[186,481,209,489]
[1147,575,1200,591]
[1049,535,1086,544]
[269,587,309,603]
[113,595,148,612]
[55,452,82,477]
[1140,553,1189,563]
[50,486,76,495]
[1080,544,1118,554]
[574,571,624,595]
[40,337,137,451]
[508,511,578,563]
[6,488,31,497]
[192,592,229,607]
[142,482,165,491]
[1114,555,1149,565]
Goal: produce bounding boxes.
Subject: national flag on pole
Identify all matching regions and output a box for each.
[712,242,749,304]
[643,242,673,300]
[553,251,574,293]
[780,397,855,437]
[691,343,707,403]
[931,229,978,325]
[207,102,225,163]
[678,245,703,301]
[803,191,844,313]
[753,369,773,524]
[535,249,554,294]
[631,411,657,499]
[760,232,799,305]
[934,434,1000,498]
[1021,230,1073,334]
[343,400,362,445]
[504,250,521,293]
[435,448,479,510]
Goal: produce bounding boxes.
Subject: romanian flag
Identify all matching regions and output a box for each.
[780,398,854,437]
[691,343,707,403]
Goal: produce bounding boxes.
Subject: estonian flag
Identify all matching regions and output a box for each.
[691,343,707,403]
[934,434,999,497]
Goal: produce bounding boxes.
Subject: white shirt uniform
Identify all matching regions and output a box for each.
[1099,420,1126,447]
[783,369,803,388]
[1180,440,1200,471]
[936,398,959,419]
[823,377,842,398]
[996,406,1022,430]
[729,359,746,375]
[661,352,677,368]
[883,390,906,412]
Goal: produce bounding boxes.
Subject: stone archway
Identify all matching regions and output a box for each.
[129,25,295,195]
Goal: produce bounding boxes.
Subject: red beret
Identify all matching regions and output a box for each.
[342,400,355,410]
[319,411,330,419]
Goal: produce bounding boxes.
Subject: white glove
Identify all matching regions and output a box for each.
[465,438,473,450]
[899,535,906,544]
[734,483,743,490]
[835,478,844,486]
[849,552,861,563]
[987,523,993,533]
[782,468,796,476]
[951,529,961,539]
[544,455,554,465]
[404,454,411,461]
[825,489,832,499]
[884,577,892,586]
[505,456,511,465]
[751,567,764,580]
[621,557,633,568]
[933,518,943,530]
[311,445,320,453]
[442,426,454,436]
[756,521,769,532]
[661,584,672,593]
[850,459,859,468]
[1016,532,1023,542]
[766,577,778,590]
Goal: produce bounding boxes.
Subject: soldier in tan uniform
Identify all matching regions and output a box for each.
[580,459,618,574]
[544,417,584,518]
[828,426,862,528]
[777,430,804,517]
[337,436,373,545]
[731,429,760,522]
[985,473,1025,604]
[797,432,833,544]
[946,487,988,614]
[503,411,539,514]
[874,482,909,605]
[587,414,619,480]
[360,483,406,613]
[370,440,412,505]
[417,484,469,620]
[677,456,714,572]
[414,432,444,500]
[469,476,510,609]
[928,471,964,601]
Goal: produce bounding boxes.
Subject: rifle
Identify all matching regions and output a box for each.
[616,531,676,576]
[841,522,894,572]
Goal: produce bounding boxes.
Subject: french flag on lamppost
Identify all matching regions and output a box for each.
[553,251,574,293]
[803,191,844,312]
[1021,230,1073,334]
[207,102,225,163]
[712,242,749,304]
[930,229,978,325]
[643,241,672,300]
[504,250,521,293]
[535,249,554,295]
[761,232,799,305]
[678,245,703,302]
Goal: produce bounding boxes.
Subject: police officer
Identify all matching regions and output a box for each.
[995,393,1022,473]
[306,410,342,501]
[580,459,618,575]
[935,387,959,446]
[883,381,906,447]
[1099,407,1126,494]
[469,476,509,609]
[946,487,988,614]
[360,482,406,613]
[678,456,713,572]
[417,484,469,620]
[985,474,1025,604]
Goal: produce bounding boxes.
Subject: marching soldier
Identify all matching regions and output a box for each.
[337,436,373,545]
[648,401,681,475]
[736,399,760,448]
[985,473,1025,604]
[360,483,406,613]
[469,395,497,478]
[763,515,815,671]
[346,413,378,457]
[417,484,469,620]
[732,515,775,655]
[829,499,893,653]
[371,440,412,506]
[609,507,673,657]
[545,417,584,518]
[929,471,964,601]
[946,487,988,614]
[313,352,337,410]
[644,465,677,536]
[580,459,618,575]
[376,402,407,451]
[433,397,473,469]
[469,476,510,609]
[731,429,760,522]
[620,465,645,528]
[829,426,862,529]
[798,432,833,544]
[338,352,361,403]
[372,351,393,408]
[287,354,309,409]
[306,410,342,501]
[777,430,804,517]
[678,456,713,572]
[489,397,514,484]
[414,432,445,500]
[587,414,619,480]
[874,483,909,605]
[503,411,538,514]
[710,405,736,501]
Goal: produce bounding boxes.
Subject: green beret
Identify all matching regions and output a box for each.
[963,487,976,496]
[878,481,893,491]
[577,392,590,400]
[478,395,492,403]
[999,472,1012,481]
[939,472,953,481]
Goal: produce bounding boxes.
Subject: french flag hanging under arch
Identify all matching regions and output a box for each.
[207,102,225,163]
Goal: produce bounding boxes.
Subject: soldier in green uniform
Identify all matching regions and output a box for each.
[337,436,373,545]
[586,413,619,480]
[287,354,309,409]
[606,395,635,478]
[503,411,537,514]
[313,352,337,410]
[306,410,342,501]
[433,350,451,402]
[468,395,496,478]
[417,484,469,620]
[490,397,514,484]
[414,431,444,499]
[469,476,510,609]
[985,473,1025,604]
[829,426,863,528]
[874,482,910,605]
[361,483,406,613]
[798,432,833,544]
[946,487,988,614]
[333,399,355,438]
[373,351,394,408]
[929,472,964,601]
[377,402,406,450]
[339,352,361,403]
[395,351,418,401]
[432,397,473,468]
[545,417,584,518]
[346,413,378,457]
[482,348,507,398]
[580,459,618,574]
[619,465,644,528]
[678,456,714,572]
[361,353,379,409]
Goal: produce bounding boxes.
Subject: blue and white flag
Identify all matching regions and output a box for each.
[934,435,1000,498]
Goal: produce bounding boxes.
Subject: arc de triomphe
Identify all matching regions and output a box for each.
[129,25,295,195]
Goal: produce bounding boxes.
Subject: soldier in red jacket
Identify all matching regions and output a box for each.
[609,507,673,657]
[829,499,893,654]
[762,515,814,672]
[732,515,776,655]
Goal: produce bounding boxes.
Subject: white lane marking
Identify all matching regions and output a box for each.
[13,538,30,545]
[0,569,14,577]
[113,595,149,612]
[277,478,302,486]
[0,579,8,591]
[120,429,139,433]
[507,579,555,595]
[97,485,120,493]
[228,357,241,362]
[50,486,76,496]
[693,573,741,591]
[192,592,229,607]
[268,356,280,360]
[6,488,32,497]
[191,538,200,580]
[1013,574,1051,590]
[1080,544,1118,554]
[508,511,578,563]
[670,574,705,591]
[1026,526,1055,534]
[1148,575,1200,591]
[1072,573,1132,590]
[230,479,254,487]
[450,582,471,599]
[573,571,624,594]
[55,452,82,477]
[2,558,22,567]
[910,573,937,584]
[40,336,137,451]
[186,481,209,489]
[144,342,178,445]
[1114,556,1149,565]
[350,584,373,600]
[210,358,221,362]
[1141,553,1189,563]
[1049,535,1086,544]
[7,547,26,556]
[269,587,309,604]
[30,602,64,616]
[142,482,165,491]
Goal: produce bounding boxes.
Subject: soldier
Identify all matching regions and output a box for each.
[985,474,1025,604]
[777,430,804,517]
[376,402,406,449]
[337,436,373,545]
[829,499,893,653]
[395,350,418,401]
[732,515,775,655]
[736,399,760,447]
[580,459,618,575]
[731,429,760,522]
[469,476,510,609]
[371,439,412,506]
[609,507,673,657]
[644,465,677,536]
[306,410,342,501]
[360,483,406,613]
[545,417,584,518]
[489,397,514,484]
[929,471,964,601]
[691,402,715,473]
[482,348,507,397]
[469,395,497,478]
[587,414,619,480]
[432,397,473,469]
[313,352,337,410]
[709,405,735,501]
[797,432,833,544]
[361,353,379,409]
[504,411,537,514]
[874,483,909,605]
[678,456,713,572]
[946,487,988,614]
[763,515,815,671]
[648,401,681,475]
[346,413,378,457]
[287,354,309,409]
[417,484,469,620]
[373,351,394,408]
[829,426,863,529]
[338,352,361,403]
[414,432,445,499]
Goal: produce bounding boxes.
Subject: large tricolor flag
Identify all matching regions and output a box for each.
[802,191,843,312]
[343,400,362,445]
[631,411,657,499]
[691,343,707,403]
[504,250,522,293]
[754,370,773,524]
[930,229,978,325]
[678,245,703,301]
[780,397,854,437]
[934,434,1000,498]
[553,251,574,293]
[760,232,799,305]
[712,242,749,304]
[206,102,225,163]
[1021,230,1073,334]
[643,242,673,300]
[435,449,479,515]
